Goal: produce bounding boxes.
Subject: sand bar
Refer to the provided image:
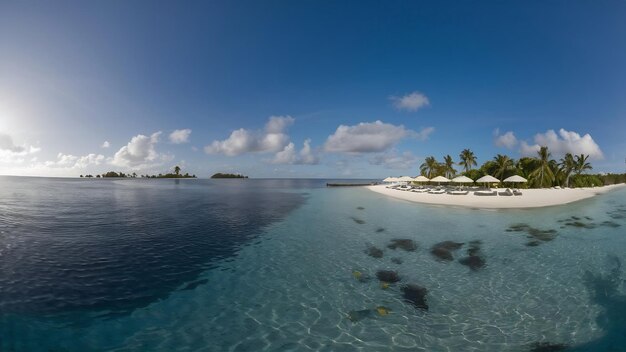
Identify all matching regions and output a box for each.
[367,184,626,209]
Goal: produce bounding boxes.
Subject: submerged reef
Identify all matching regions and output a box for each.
[391,257,403,264]
[387,239,418,251]
[507,223,558,246]
[430,241,464,261]
[459,255,486,271]
[458,240,486,271]
[365,245,384,258]
[376,270,400,283]
[401,284,429,310]
[350,217,366,224]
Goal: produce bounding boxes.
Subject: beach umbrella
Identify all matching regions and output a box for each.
[430,176,451,183]
[503,175,528,183]
[386,177,399,183]
[451,175,473,189]
[476,175,500,189]
[451,175,474,184]
[476,175,500,183]
[430,176,450,185]
[382,177,394,183]
[412,175,430,183]
[398,176,414,182]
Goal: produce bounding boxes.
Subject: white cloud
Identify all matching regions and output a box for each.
[415,126,435,141]
[111,131,167,168]
[204,116,294,156]
[520,129,604,159]
[272,139,319,165]
[299,139,319,165]
[369,151,418,170]
[44,153,105,168]
[75,154,106,168]
[101,141,110,148]
[272,143,297,164]
[324,121,433,153]
[390,91,430,112]
[265,116,294,133]
[169,129,192,144]
[0,133,41,163]
[493,129,518,149]
[0,133,26,153]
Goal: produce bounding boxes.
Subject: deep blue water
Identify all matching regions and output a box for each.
[0,178,317,317]
[0,177,625,351]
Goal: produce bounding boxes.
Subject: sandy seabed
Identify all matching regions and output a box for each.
[367,183,626,209]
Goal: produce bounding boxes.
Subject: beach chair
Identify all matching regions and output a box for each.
[498,188,513,196]
[429,189,446,194]
[513,189,523,196]
[474,189,497,196]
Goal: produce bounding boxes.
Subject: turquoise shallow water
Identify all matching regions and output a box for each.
[1,177,625,351]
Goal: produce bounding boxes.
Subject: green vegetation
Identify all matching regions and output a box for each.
[459,149,477,174]
[88,166,196,179]
[418,147,625,188]
[442,155,456,179]
[210,173,248,179]
[419,156,438,178]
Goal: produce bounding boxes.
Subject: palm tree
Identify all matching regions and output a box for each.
[174,166,181,175]
[493,154,514,181]
[574,154,592,175]
[459,149,477,174]
[420,156,439,178]
[515,157,535,179]
[443,155,457,179]
[132,172,137,178]
[559,153,576,187]
[530,146,555,188]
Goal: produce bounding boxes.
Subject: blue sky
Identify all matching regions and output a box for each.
[1,1,625,177]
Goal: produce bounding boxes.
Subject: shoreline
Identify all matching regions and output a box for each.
[366,183,626,209]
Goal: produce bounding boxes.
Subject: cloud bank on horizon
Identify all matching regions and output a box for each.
[0,91,610,177]
[0,106,607,177]
[493,128,604,160]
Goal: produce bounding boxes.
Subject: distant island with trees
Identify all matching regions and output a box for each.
[80,166,196,179]
[210,173,248,179]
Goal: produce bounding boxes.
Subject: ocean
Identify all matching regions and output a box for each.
[0,176,624,351]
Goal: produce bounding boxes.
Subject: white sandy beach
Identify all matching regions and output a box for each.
[367,183,626,209]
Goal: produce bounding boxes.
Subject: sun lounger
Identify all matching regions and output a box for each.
[429,189,446,194]
[498,188,513,196]
[448,190,469,195]
[474,190,497,196]
[513,189,523,196]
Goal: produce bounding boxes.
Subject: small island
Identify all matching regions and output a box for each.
[210,173,248,179]
[81,166,196,179]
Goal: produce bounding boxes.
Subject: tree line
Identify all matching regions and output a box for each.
[419,146,622,188]
[80,166,196,179]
